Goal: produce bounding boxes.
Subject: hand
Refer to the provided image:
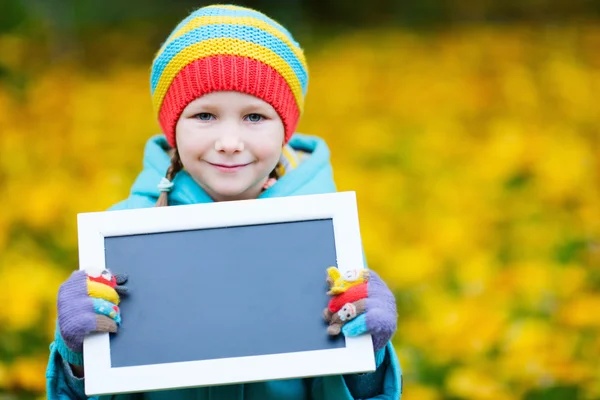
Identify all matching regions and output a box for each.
[324,267,397,351]
[57,269,128,358]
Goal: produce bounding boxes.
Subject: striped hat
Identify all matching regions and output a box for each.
[150,4,309,148]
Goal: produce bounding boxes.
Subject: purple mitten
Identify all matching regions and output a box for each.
[327,269,397,352]
[57,269,127,357]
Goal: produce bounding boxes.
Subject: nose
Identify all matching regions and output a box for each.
[215,130,244,153]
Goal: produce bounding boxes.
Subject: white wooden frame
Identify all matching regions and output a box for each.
[78,191,375,396]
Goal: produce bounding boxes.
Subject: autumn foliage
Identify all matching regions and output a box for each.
[1,25,599,399]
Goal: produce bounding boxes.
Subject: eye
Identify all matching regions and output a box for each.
[194,113,215,121]
[101,270,113,281]
[245,113,264,123]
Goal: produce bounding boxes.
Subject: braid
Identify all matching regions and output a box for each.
[270,165,280,180]
[155,150,183,207]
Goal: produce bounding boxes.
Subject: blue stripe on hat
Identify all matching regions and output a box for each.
[160,6,300,53]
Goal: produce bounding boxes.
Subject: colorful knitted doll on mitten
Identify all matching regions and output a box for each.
[325,266,370,295]
[323,299,366,335]
[87,269,128,324]
[323,282,368,320]
[324,267,397,352]
[56,268,128,366]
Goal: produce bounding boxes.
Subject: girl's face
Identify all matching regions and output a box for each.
[175,91,285,202]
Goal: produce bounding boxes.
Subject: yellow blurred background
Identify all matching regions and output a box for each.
[1,4,599,399]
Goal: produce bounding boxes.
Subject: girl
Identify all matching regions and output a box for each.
[46,4,402,399]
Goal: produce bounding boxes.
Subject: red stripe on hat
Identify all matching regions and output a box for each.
[158,55,300,148]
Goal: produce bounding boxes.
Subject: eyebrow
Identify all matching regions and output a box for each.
[240,103,273,113]
[188,102,218,111]
[187,100,275,114]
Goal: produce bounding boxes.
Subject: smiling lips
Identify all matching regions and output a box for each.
[207,161,251,173]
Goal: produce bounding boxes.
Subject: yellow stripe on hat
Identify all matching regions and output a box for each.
[152,38,304,116]
[87,279,120,305]
[162,15,308,74]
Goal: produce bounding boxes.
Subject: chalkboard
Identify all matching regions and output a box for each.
[79,192,375,396]
[106,219,345,367]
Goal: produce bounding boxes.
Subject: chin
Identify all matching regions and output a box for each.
[210,183,256,200]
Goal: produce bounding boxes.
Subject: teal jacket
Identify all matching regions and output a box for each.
[46,133,403,399]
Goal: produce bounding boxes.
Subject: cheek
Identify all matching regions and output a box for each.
[254,141,282,167]
[176,120,194,144]
[265,140,284,160]
[252,124,285,162]
[175,123,212,158]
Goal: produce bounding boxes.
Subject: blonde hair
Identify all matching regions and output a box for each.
[155,150,183,207]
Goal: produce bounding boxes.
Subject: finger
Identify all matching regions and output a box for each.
[92,298,121,325]
[87,279,120,304]
[114,273,128,285]
[326,276,334,287]
[341,314,368,337]
[327,323,342,335]
[115,285,129,296]
[94,315,118,333]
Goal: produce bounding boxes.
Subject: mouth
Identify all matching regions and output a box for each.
[207,161,251,173]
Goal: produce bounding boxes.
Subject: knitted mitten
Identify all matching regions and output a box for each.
[325,267,397,352]
[56,269,128,365]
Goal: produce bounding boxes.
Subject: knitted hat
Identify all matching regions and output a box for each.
[150,4,309,148]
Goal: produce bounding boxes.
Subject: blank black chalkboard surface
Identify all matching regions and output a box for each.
[78,192,375,396]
